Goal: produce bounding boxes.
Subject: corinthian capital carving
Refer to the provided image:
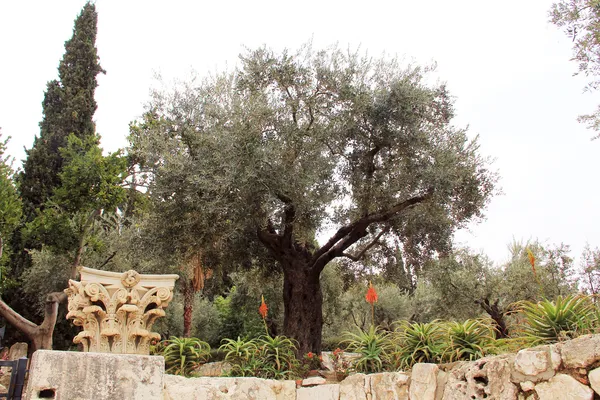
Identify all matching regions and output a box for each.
[65,266,179,355]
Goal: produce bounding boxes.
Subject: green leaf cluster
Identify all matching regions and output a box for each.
[160,336,211,377]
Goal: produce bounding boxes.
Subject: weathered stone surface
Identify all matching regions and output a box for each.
[297,384,340,400]
[561,334,600,369]
[8,342,28,360]
[410,364,438,400]
[534,374,593,400]
[442,356,518,400]
[520,381,534,392]
[25,350,164,400]
[196,361,232,377]
[512,348,555,382]
[588,367,600,395]
[339,373,367,400]
[163,375,296,400]
[303,376,327,386]
[549,344,562,371]
[370,372,409,400]
[435,370,448,400]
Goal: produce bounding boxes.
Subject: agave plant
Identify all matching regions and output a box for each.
[161,336,211,376]
[219,337,258,365]
[256,335,299,379]
[341,325,394,373]
[517,294,595,344]
[441,319,497,362]
[392,321,444,369]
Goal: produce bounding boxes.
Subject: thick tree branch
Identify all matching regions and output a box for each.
[311,189,434,270]
[341,226,390,262]
[0,297,37,338]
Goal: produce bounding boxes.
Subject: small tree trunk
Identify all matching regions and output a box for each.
[282,260,323,355]
[477,298,509,339]
[182,279,194,338]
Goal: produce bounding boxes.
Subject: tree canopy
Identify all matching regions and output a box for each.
[130,44,497,353]
[550,0,600,135]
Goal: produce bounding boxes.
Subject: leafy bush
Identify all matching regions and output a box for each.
[161,336,211,376]
[441,319,497,362]
[341,325,393,373]
[517,294,595,343]
[392,321,444,369]
[219,335,299,379]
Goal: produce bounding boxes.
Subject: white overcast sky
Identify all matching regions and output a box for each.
[0,0,598,265]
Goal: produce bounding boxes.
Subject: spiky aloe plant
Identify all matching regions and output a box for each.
[341,325,394,373]
[161,337,211,376]
[441,319,497,362]
[256,335,299,379]
[392,321,444,369]
[517,295,595,344]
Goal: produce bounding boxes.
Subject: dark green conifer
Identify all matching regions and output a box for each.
[19,3,104,218]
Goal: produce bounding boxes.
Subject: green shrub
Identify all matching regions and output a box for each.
[161,337,211,376]
[219,335,299,379]
[517,294,595,344]
[441,319,497,362]
[341,325,394,373]
[392,321,444,369]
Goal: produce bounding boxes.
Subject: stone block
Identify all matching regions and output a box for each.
[297,383,340,400]
[370,372,410,400]
[561,334,600,369]
[442,356,518,400]
[512,348,555,382]
[303,376,327,386]
[8,342,28,360]
[534,374,593,400]
[588,367,600,395]
[163,375,296,400]
[409,363,438,400]
[24,350,164,400]
[339,373,368,400]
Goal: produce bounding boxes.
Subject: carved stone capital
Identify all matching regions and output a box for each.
[65,266,179,355]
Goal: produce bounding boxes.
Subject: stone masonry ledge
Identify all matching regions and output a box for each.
[24,350,164,400]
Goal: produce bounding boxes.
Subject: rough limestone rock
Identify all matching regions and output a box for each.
[7,343,27,361]
[435,370,448,400]
[370,372,410,400]
[587,367,600,395]
[534,374,593,400]
[512,348,555,382]
[297,383,340,400]
[561,334,600,369]
[196,361,232,377]
[410,364,438,400]
[25,350,164,400]
[339,373,368,400]
[303,376,327,386]
[442,356,518,400]
[163,375,295,400]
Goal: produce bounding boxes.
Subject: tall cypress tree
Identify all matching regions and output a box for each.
[19,2,104,219]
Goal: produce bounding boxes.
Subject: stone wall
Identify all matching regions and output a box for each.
[163,334,600,400]
[24,334,600,399]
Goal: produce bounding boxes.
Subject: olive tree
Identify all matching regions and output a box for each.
[130,45,496,353]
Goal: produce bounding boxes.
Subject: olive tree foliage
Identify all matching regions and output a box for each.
[550,0,600,135]
[129,44,497,353]
[423,241,578,337]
